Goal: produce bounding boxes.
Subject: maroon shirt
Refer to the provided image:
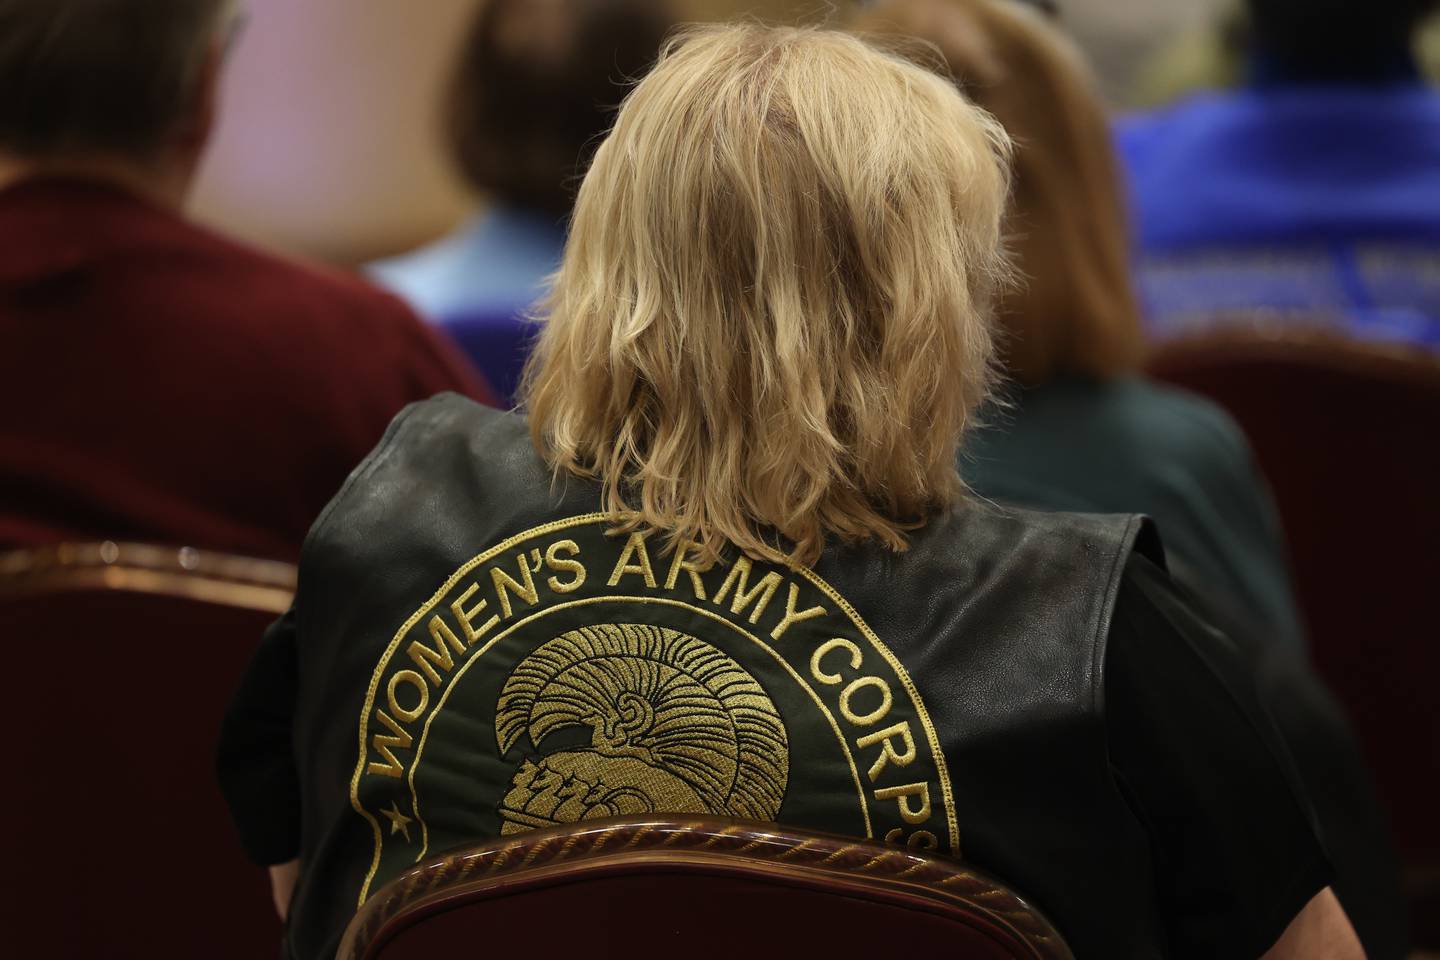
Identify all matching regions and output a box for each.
[0,177,498,562]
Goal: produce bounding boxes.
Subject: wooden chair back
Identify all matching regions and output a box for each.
[0,542,295,959]
[339,816,1073,960]
[1148,332,1440,876]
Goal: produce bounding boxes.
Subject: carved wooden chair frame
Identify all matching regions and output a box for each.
[339,816,1074,960]
[0,540,296,613]
[1148,325,1440,387]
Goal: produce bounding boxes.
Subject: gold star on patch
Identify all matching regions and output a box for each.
[382,801,414,843]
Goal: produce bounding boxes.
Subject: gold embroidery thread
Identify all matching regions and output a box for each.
[495,622,789,832]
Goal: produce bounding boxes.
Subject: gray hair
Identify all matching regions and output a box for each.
[0,0,237,158]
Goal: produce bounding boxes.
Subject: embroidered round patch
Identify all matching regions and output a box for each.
[350,515,959,905]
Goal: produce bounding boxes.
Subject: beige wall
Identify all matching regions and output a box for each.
[189,0,483,265]
[678,0,842,20]
[187,0,838,266]
[1059,0,1227,104]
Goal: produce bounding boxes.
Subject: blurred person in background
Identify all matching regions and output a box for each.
[856,0,1303,653]
[0,0,495,563]
[855,1,1410,955]
[1118,0,1440,348]
[221,23,1358,960]
[370,0,674,403]
[1130,0,1440,108]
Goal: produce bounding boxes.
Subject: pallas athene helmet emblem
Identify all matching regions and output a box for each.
[495,622,789,833]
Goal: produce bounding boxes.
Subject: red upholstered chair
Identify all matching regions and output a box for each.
[338,816,1073,960]
[1148,330,1440,935]
[0,542,294,959]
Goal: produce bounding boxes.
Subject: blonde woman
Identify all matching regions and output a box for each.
[218,24,1357,960]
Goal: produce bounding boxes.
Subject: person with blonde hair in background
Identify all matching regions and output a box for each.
[219,23,1356,959]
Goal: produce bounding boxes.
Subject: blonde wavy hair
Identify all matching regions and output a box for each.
[522,23,1012,565]
[854,0,1143,385]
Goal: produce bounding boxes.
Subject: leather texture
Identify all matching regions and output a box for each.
[284,394,1160,960]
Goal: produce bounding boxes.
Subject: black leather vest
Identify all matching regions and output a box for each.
[285,394,1166,959]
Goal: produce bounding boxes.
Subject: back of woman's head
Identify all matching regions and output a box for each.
[855,0,1143,386]
[523,23,1011,566]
